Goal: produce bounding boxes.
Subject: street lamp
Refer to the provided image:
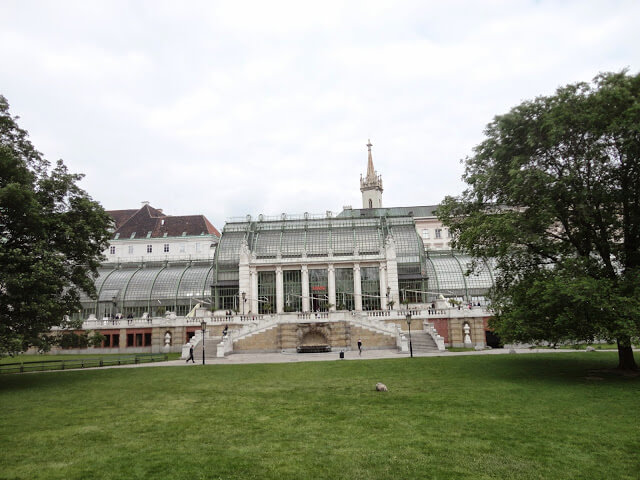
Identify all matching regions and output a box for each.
[241,291,246,315]
[405,312,414,358]
[201,320,207,365]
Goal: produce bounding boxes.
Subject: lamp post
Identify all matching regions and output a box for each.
[241,291,246,315]
[201,320,207,365]
[405,312,413,358]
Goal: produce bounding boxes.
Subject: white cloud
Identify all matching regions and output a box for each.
[0,0,638,227]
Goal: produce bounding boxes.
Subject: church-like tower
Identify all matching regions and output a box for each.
[360,139,383,209]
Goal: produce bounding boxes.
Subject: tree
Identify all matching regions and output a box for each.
[438,71,640,370]
[0,95,112,355]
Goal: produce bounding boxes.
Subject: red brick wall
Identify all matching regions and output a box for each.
[432,318,450,344]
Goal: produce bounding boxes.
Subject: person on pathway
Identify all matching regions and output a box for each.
[357,338,363,356]
[186,344,195,363]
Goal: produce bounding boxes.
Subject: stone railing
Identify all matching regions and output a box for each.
[423,321,446,351]
[72,307,492,332]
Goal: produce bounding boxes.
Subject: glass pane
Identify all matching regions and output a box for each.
[335,268,354,311]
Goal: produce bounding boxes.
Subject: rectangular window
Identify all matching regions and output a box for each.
[447,229,453,238]
[258,271,276,314]
[360,266,381,311]
[109,246,116,255]
[164,243,169,253]
[180,243,186,253]
[422,229,430,239]
[128,245,134,255]
[309,269,328,311]
[435,229,442,239]
[147,244,153,253]
[283,270,302,312]
[335,268,354,311]
[196,242,201,253]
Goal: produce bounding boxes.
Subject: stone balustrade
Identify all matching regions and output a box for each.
[64,306,491,332]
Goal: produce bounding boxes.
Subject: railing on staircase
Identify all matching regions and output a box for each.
[423,320,445,351]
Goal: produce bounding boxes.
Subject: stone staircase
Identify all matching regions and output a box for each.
[407,330,440,353]
[192,336,222,361]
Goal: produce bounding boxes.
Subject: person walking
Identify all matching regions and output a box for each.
[186,343,195,363]
[357,338,363,356]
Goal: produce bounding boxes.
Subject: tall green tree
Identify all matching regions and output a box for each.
[0,95,111,355]
[438,71,640,370]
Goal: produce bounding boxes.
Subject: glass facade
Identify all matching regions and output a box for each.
[258,271,276,314]
[360,266,380,311]
[398,279,426,303]
[82,214,499,317]
[309,269,328,311]
[335,268,354,311]
[283,270,302,312]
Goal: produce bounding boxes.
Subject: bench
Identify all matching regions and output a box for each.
[296,345,331,353]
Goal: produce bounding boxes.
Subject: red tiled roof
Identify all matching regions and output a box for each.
[107,205,220,239]
[106,209,139,229]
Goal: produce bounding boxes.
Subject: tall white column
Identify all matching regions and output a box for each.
[301,265,310,312]
[353,263,362,311]
[379,263,388,310]
[276,266,284,314]
[327,265,336,311]
[250,268,258,314]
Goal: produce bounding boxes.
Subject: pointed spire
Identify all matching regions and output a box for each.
[366,139,375,180]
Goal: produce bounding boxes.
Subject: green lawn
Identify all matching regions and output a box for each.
[0,352,181,364]
[0,353,638,480]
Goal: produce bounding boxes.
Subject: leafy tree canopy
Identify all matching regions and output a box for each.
[438,71,640,370]
[0,95,112,355]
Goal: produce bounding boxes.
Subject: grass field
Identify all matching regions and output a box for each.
[1,353,638,480]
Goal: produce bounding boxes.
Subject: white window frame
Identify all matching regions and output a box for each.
[164,243,170,253]
[147,244,153,254]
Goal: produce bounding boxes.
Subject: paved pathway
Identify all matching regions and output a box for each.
[132,347,595,369]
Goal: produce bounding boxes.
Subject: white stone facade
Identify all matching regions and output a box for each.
[103,235,218,262]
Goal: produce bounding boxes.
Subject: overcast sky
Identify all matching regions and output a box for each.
[1,1,639,228]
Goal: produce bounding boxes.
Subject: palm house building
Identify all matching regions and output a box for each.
[67,142,497,357]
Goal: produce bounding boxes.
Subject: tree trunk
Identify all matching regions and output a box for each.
[616,338,638,371]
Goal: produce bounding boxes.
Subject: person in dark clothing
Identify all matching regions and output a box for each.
[222,325,228,337]
[186,344,195,363]
[357,338,363,355]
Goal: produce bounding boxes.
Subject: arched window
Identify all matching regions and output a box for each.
[369,199,373,209]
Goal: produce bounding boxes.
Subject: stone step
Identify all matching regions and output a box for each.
[407,331,439,352]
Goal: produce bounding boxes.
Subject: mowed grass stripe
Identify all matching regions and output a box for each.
[0,353,638,480]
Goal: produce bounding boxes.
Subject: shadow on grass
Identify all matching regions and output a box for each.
[467,352,640,386]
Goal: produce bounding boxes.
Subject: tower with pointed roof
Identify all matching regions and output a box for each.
[360,139,383,209]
